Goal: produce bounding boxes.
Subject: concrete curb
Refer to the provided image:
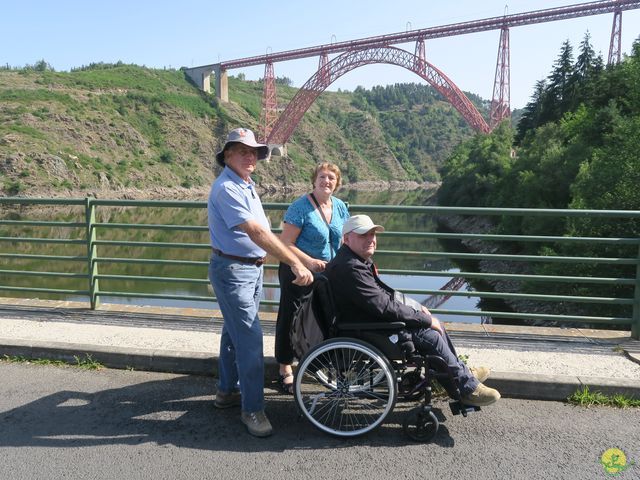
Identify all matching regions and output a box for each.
[2,339,639,402]
[485,372,640,401]
[0,339,216,375]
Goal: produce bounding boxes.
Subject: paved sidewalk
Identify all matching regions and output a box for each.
[1,298,639,401]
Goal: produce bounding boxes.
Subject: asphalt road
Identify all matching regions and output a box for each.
[0,362,638,480]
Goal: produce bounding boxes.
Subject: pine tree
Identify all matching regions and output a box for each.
[516,79,547,143]
[542,40,575,122]
[571,32,601,107]
[575,33,596,77]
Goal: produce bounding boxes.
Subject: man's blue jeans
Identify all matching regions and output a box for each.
[209,255,264,413]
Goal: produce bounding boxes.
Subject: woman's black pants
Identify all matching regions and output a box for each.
[275,262,313,365]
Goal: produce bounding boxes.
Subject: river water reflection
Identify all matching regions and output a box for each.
[0,187,482,323]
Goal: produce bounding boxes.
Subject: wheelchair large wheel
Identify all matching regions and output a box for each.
[312,361,387,392]
[294,338,397,437]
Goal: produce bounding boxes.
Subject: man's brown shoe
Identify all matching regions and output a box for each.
[461,383,501,407]
[214,390,241,409]
[470,366,491,383]
[241,410,273,437]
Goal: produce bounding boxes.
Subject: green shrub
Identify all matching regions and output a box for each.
[4,180,23,195]
[159,150,174,163]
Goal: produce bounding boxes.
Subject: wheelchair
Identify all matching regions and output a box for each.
[292,275,480,442]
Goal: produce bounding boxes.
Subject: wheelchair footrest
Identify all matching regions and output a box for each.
[449,401,481,417]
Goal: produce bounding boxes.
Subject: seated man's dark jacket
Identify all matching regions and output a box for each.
[325,244,432,329]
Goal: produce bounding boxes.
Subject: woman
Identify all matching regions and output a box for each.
[275,162,350,393]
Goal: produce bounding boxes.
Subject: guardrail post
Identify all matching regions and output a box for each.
[633,244,640,340]
[85,197,101,309]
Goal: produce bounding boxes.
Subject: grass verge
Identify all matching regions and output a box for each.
[568,385,640,408]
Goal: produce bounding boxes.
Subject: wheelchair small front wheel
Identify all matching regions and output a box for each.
[403,406,439,442]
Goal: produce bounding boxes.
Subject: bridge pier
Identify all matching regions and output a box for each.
[184,66,212,93]
[213,65,228,103]
[183,65,228,102]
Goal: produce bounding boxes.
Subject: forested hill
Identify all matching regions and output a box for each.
[438,34,640,214]
[0,62,488,197]
[436,35,640,319]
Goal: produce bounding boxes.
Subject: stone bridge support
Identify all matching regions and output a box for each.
[184,65,228,102]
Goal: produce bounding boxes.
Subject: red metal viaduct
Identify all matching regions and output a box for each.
[184,0,640,146]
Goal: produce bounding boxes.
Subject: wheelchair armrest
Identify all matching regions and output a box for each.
[338,322,407,331]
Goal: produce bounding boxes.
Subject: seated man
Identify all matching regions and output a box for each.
[324,214,500,407]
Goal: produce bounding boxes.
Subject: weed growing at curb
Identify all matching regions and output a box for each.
[2,355,28,363]
[568,386,640,408]
[2,354,66,365]
[73,354,103,370]
[2,353,104,370]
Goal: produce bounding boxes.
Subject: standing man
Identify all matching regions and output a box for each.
[208,127,313,437]
[325,215,500,407]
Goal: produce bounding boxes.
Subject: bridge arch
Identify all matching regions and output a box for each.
[267,46,490,145]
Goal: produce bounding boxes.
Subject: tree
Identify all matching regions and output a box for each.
[542,40,575,122]
[30,59,54,72]
[438,122,514,206]
[515,79,547,143]
[569,32,603,109]
[553,115,640,313]
[574,32,597,80]
[571,115,640,212]
[275,76,293,86]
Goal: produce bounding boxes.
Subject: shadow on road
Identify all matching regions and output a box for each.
[0,374,459,451]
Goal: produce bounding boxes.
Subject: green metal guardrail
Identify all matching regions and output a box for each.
[1,197,638,339]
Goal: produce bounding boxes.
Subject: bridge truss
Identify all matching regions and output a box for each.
[185,0,640,142]
[267,46,490,145]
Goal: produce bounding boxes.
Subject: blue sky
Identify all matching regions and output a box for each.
[3,1,639,108]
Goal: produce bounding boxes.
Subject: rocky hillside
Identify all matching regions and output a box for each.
[0,63,485,198]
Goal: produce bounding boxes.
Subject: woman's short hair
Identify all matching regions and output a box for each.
[311,163,342,190]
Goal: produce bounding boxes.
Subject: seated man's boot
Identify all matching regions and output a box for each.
[461,383,501,407]
[470,366,491,383]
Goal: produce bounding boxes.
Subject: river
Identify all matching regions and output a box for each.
[0,187,484,323]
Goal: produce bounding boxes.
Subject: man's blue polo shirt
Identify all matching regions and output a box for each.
[208,166,269,258]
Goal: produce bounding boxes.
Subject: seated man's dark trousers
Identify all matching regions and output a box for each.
[411,326,478,397]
